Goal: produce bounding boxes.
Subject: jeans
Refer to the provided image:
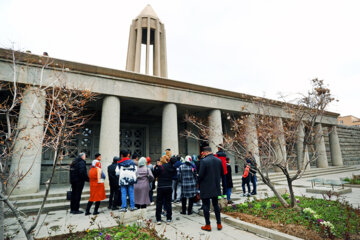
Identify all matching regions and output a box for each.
[172,180,181,201]
[70,181,85,212]
[121,185,135,209]
[226,188,232,201]
[222,174,228,196]
[156,187,172,221]
[250,174,257,194]
[242,177,251,194]
[202,197,221,225]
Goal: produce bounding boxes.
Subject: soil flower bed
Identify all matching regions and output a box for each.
[223,196,360,240]
[36,223,164,240]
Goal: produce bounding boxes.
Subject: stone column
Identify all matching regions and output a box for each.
[296,122,310,170]
[153,19,161,76]
[329,126,343,166]
[134,18,142,72]
[8,87,46,194]
[245,114,260,166]
[145,17,150,74]
[161,103,179,154]
[274,118,287,172]
[160,24,168,78]
[125,20,136,71]
[99,96,120,188]
[208,109,222,153]
[315,124,328,168]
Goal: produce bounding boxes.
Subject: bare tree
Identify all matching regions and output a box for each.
[0,50,98,240]
[184,79,335,210]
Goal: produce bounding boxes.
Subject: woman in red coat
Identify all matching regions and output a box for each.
[85,154,106,215]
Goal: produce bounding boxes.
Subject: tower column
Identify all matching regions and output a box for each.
[134,18,142,72]
[8,86,46,194]
[315,124,328,168]
[126,20,136,71]
[161,103,179,154]
[160,25,168,78]
[99,96,120,188]
[208,109,223,152]
[245,114,260,166]
[329,126,343,166]
[153,19,161,76]
[145,17,150,74]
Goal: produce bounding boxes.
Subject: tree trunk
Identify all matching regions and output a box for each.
[257,170,289,208]
[0,192,34,240]
[286,177,301,210]
[0,185,4,240]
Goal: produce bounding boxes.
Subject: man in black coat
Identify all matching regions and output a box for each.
[108,156,120,210]
[198,146,224,231]
[69,152,89,214]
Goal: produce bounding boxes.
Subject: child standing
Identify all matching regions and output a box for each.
[242,164,251,197]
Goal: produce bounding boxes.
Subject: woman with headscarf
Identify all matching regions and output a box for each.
[134,157,154,209]
[178,155,197,215]
[85,157,106,215]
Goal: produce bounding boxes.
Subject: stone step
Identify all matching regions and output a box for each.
[4,165,358,217]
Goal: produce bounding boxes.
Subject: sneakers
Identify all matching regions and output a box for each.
[157,221,162,225]
[251,192,257,195]
[166,219,172,224]
[217,224,223,230]
[71,210,84,214]
[111,206,119,210]
[85,212,91,216]
[201,225,211,231]
[120,208,127,212]
[130,207,138,211]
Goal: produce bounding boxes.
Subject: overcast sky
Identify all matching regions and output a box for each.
[1,0,359,117]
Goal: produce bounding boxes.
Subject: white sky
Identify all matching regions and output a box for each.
[1,0,359,117]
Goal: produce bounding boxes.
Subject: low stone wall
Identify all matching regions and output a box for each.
[336,125,360,166]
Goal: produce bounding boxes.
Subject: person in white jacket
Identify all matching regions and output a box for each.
[115,150,137,212]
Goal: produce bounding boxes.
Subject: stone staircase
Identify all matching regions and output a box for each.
[5,165,359,217]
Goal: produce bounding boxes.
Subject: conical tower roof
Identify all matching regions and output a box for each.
[137,4,159,19]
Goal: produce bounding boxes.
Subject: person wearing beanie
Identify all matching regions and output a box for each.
[108,156,120,210]
[134,157,154,209]
[178,155,197,215]
[198,146,223,231]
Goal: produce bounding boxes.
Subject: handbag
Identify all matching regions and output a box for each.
[194,192,201,203]
[66,187,72,201]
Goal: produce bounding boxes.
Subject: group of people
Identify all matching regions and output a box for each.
[69,146,257,231]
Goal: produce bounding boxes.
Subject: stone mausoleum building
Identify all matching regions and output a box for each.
[1,5,360,195]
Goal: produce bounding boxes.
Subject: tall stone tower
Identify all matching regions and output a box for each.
[126,4,168,78]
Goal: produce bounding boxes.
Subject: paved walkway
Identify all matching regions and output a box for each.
[5,204,266,240]
[4,166,360,239]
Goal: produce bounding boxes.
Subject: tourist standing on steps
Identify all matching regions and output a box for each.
[199,146,223,231]
[116,150,138,212]
[85,154,106,215]
[69,152,89,214]
[242,163,251,197]
[134,157,154,209]
[246,151,257,195]
[226,157,234,203]
[154,154,176,224]
[108,156,120,210]
[215,146,228,198]
[178,155,197,215]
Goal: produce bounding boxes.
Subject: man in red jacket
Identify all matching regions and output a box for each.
[215,147,228,197]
